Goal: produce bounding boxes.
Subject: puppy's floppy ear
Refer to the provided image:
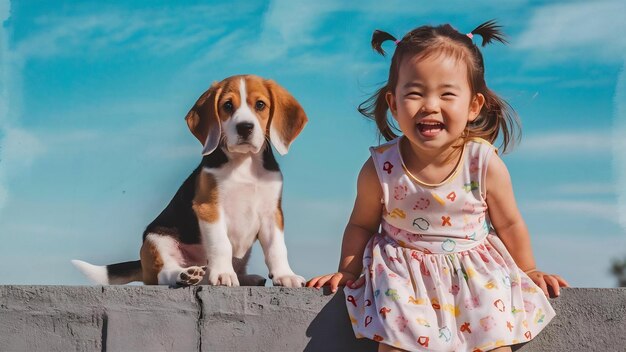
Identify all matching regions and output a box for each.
[185,82,223,156]
[265,80,308,155]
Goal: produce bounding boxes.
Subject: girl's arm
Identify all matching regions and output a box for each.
[306,157,383,292]
[486,152,569,297]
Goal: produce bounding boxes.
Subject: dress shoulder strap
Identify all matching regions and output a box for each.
[464,138,498,200]
[369,137,402,206]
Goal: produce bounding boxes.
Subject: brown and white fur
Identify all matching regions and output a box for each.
[72,75,308,287]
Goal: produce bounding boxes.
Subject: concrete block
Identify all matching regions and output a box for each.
[1,286,625,351]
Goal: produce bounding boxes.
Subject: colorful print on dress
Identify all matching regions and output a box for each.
[463,181,479,192]
[394,184,408,200]
[464,296,481,309]
[409,296,428,305]
[395,315,409,332]
[522,280,539,294]
[460,322,472,334]
[389,208,406,219]
[412,218,430,231]
[380,306,391,319]
[485,280,498,290]
[439,326,452,342]
[449,284,460,295]
[523,300,536,313]
[383,161,394,174]
[416,318,431,327]
[413,197,430,210]
[462,201,476,213]
[469,156,480,173]
[535,309,546,324]
[364,315,372,327]
[385,289,400,301]
[431,191,446,206]
[442,239,456,252]
[493,299,506,312]
[511,306,524,314]
[480,316,496,331]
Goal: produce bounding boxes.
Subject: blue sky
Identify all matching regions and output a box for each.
[0,0,624,287]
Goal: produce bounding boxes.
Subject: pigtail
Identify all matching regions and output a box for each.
[358,85,399,141]
[468,89,521,154]
[371,30,398,56]
[469,19,508,47]
[361,29,401,140]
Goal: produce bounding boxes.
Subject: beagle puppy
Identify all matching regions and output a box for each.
[72,75,308,287]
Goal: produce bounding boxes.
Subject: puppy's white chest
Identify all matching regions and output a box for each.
[203,157,282,255]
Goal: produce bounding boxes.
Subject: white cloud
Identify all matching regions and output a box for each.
[524,199,618,224]
[550,182,617,196]
[247,0,342,62]
[516,0,626,62]
[517,131,611,156]
[1,1,43,213]
[14,5,259,59]
[0,128,45,211]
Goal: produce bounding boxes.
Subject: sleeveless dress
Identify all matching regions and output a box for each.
[344,137,555,352]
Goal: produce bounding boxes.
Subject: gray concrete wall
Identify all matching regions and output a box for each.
[0,286,624,351]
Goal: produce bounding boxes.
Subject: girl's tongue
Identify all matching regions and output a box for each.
[417,122,445,137]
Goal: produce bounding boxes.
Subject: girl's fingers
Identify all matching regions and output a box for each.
[306,276,322,288]
[316,275,334,289]
[305,277,317,288]
[306,274,331,288]
[352,275,365,289]
[545,275,561,297]
[329,274,343,292]
[554,275,570,287]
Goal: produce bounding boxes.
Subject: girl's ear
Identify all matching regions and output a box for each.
[185,82,223,155]
[385,91,397,118]
[469,93,485,122]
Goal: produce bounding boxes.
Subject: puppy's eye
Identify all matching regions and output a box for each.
[255,101,266,111]
[223,101,234,112]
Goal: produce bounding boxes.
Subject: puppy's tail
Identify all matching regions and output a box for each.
[71,259,143,285]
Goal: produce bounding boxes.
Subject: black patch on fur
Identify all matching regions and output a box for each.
[143,166,202,244]
[262,144,280,172]
[107,260,142,280]
[143,148,229,245]
[201,147,229,169]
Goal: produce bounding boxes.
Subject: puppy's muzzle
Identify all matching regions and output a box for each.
[236,122,254,139]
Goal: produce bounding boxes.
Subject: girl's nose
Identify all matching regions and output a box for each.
[420,97,439,113]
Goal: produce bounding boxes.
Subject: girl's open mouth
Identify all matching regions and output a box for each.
[417,122,445,137]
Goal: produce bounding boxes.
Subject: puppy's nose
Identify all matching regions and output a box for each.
[236,122,254,138]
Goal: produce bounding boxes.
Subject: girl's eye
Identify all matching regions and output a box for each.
[407,92,423,97]
[442,92,456,97]
[223,101,234,112]
[255,100,266,111]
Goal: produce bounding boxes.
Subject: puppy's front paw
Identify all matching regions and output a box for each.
[176,266,206,286]
[207,269,240,287]
[271,274,306,288]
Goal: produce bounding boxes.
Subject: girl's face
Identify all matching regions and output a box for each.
[386,53,484,154]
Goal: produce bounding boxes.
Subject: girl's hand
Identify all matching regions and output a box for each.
[306,271,363,293]
[525,270,570,297]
